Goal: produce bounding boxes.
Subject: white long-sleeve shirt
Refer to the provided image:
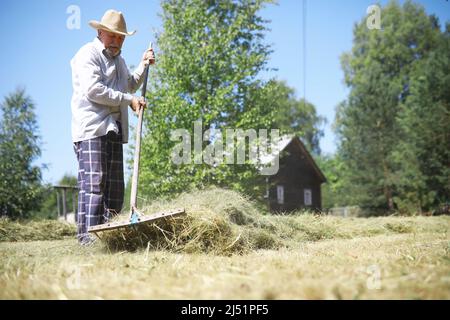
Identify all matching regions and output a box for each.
[70,37,146,143]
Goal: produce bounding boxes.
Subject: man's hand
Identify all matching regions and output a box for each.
[130,96,146,115]
[142,48,155,67]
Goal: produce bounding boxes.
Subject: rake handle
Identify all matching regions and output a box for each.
[129,42,152,218]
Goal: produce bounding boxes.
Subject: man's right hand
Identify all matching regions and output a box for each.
[130,96,146,115]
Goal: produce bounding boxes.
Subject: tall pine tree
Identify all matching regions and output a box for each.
[392,23,450,212]
[335,1,442,210]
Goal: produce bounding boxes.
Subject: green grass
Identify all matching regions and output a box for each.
[0,188,449,299]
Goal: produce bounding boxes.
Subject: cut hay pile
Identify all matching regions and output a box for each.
[2,187,446,256]
[0,218,76,242]
[99,187,279,254]
[96,187,449,254]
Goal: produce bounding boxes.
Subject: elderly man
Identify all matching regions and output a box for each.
[71,9,155,245]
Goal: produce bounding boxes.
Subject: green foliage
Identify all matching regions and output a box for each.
[33,174,78,219]
[392,24,450,212]
[315,154,353,209]
[0,88,43,218]
[334,0,446,211]
[137,0,275,200]
[136,0,325,203]
[271,80,325,155]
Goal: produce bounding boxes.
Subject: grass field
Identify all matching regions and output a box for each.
[1,189,449,299]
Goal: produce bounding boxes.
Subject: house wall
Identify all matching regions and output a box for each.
[267,141,323,212]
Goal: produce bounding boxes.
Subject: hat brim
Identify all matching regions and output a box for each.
[89,20,136,36]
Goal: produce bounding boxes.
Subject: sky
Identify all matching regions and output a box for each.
[0,0,448,185]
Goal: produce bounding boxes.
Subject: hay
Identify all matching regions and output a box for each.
[0,218,76,242]
[97,187,449,254]
[1,187,447,257]
[99,187,274,254]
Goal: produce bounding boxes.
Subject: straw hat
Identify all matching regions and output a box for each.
[89,9,136,36]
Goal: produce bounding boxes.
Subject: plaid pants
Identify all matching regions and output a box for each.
[73,124,124,243]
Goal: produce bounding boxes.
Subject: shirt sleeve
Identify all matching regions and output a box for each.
[76,47,133,107]
[127,60,147,94]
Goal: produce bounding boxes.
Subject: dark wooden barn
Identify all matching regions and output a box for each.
[262,136,326,212]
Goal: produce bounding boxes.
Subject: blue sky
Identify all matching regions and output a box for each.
[0,0,448,184]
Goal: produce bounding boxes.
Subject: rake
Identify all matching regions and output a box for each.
[88,42,185,238]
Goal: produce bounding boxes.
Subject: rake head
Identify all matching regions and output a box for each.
[87,208,185,238]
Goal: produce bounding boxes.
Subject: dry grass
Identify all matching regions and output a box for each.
[0,231,448,299]
[99,187,448,255]
[0,217,75,242]
[101,188,267,254]
[0,187,448,299]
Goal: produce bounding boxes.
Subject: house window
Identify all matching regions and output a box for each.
[264,178,269,199]
[304,189,312,206]
[277,185,284,204]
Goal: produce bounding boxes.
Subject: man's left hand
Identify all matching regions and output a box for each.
[142,48,155,67]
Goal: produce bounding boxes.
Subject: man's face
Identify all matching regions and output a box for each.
[98,30,125,57]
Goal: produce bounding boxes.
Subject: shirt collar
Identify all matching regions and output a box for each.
[93,37,121,59]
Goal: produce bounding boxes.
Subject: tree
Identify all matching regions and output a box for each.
[315,153,352,209]
[36,174,78,219]
[335,1,442,210]
[0,88,43,218]
[138,0,277,200]
[271,80,325,155]
[392,23,450,212]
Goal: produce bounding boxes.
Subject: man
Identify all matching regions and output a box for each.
[70,9,155,245]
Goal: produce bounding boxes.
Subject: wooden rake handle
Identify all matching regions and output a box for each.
[129,42,153,219]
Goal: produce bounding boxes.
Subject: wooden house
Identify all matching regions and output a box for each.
[261,135,326,212]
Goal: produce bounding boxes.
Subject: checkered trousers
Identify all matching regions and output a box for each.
[73,124,124,243]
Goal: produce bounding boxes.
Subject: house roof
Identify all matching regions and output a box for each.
[258,135,327,182]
